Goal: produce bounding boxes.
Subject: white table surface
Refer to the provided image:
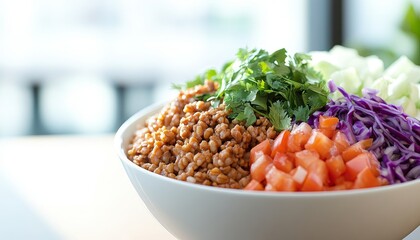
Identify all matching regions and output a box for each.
[0,135,175,240]
[0,135,418,240]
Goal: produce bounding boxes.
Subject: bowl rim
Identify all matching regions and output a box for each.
[115,102,420,199]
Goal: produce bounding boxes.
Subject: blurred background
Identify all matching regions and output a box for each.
[0,0,419,137]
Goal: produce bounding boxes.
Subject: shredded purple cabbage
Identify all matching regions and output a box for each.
[309,81,420,184]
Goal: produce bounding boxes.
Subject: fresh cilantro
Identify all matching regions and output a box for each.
[243,104,257,126]
[293,105,310,123]
[268,101,291,131]
[179,47,329,131]
[173,69,218,90]
[195,93,213,102]
[186,75,205,89]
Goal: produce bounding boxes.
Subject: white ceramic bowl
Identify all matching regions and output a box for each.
[115,103,420,240]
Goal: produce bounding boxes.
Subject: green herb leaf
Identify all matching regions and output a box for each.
[268,101,291,131]
[293,106,310,122]
[176,69,219,90]
[401,3,420,39]
[182,47,329,131]
[244,104,257,126]
[270,48,287,65]
[186,75,205,89]
[234,103,256,126]
[195,93,213,102]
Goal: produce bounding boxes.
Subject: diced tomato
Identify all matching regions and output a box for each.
[309,160,329,185]
[287,123,312,152]
[316,128,336,139]
[250,154,272,182]
[301,171,324,191]
[292,166,308,187]
[333,175,345,185]
[327,181,353,191]
[327,184,347,191]
[325,155,346,179]
[271,130,290,158]
[379,177,389,186]
[250,139,271,165]
[246,113,388,192]
[342,138,373,162]
[265,163,274,175]
[304,131,335,160]
[294,150,320,170]
[286,152,296,164]
[353,167,380,189]
[332,131,350,153]
[265,183,276,191]
[244,179,264,191]
[344,181,354,189]
[251,151,265,166]
[345,152,378,181]
[289,168,297,176]
[265,166,296,191]
[358,138,373,148]
[273,152,293,173]
[329,144,341,157]
[366,152,380,177]
[319,115,339,129]
[301,160,328,191]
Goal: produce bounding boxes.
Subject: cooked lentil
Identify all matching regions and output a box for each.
[127,80,277,189]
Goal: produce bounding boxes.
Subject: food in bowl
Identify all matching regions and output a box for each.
[116,101,420,240]
[127,80,277,188]
[126,47,420,192]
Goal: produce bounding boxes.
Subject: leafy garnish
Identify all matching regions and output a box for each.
[235,103,257,126]
[172,69,218,90]
[293,106,310,122]
[180,48,329,131]
[268,101,291,131]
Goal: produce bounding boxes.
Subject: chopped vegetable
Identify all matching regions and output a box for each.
[266,167,297,191]
[250,139,271,165]
[325,155,346,180]
[244,179,264,191]
[341,139,373,162]
[353,167,381,189]
[310,46,420,119]
[244,116,387,192]
[310,81,420,184]
[273,152,293,173]
[301,160,328,191]
[305,131,335,160]
[345,152,379,181]
[295,150,320,170]
[172,46,419,191]
[271,130,290,158]
[287,122,312,152]
[250,154,272,182]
